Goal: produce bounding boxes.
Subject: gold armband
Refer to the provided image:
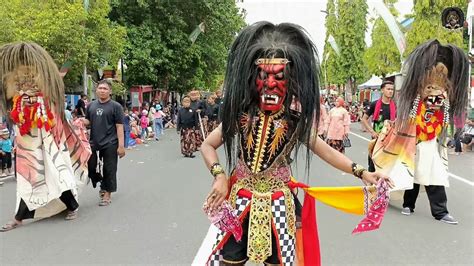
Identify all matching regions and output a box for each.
[351,163,366,179]
[210,163,225,178]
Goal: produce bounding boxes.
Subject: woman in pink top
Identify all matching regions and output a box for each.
[325,97,350,153]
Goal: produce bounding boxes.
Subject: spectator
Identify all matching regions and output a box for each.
[0,128,14,177]
[123,108,131,149]
[461,117,474,152]
[140,110,149,140]
[325,97,350,154]
[153,105,166,140]
[76,94,87,117]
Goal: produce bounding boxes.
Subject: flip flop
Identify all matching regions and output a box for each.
[0,221,22,232]
[65,209,78,220]
[99,199,111,206]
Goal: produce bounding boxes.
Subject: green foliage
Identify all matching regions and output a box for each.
[0,0,126,91]
[405,0,466,55]
[335,0,368,92]
[321,0,341,86]
[364,0,401,77]
[111,80,127,96]
[110,0,245,94]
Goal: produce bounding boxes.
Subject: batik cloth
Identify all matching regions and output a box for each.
[327,139,345,153]
[181,128,197,156]
[206,120,218,136]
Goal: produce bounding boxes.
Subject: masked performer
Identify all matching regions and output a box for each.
[371,40,469,225]
[195,22,394,265]
[0,42,91,231]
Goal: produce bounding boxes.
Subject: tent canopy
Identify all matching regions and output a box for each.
[358,75,383,89]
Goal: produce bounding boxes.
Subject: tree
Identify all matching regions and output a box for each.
[335,0,369,94]
[321,0,342,86]
[110,0,245,93]
[364,0,401,77]
[405,0,466,55]
[0,0,126,91]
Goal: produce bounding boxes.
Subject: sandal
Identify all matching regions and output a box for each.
[65,209,78,220]
[99,190,106,199]
[0,220,22,232]
[99,199,111,206]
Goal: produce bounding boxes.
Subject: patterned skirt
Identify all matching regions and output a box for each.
[194,127,204,148]
[327,139,345,153]
[206,120,218,135]
[181,128,197,156]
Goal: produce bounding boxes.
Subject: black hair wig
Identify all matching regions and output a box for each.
[220,21,321,172]
[398,39,469,126]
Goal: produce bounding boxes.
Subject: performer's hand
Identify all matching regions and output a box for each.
[370,131,379,139]
[117,146,126,158]
[361,171,394,188]
[207,174,228,211]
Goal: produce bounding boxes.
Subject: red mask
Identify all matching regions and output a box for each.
[255,59,288,112]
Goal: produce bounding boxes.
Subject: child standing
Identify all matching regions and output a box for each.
[177,96,198,158]
[0,128,14,177]
[153,104,166,141]
[140,110,149,140]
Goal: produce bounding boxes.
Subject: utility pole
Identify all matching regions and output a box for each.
[83,0,89,96]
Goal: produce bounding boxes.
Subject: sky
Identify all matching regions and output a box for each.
[237,0,414,60]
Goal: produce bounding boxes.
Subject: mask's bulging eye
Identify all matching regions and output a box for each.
[275,72,284,80]
[259,71,267,80]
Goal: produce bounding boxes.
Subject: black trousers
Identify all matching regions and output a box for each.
[368,155,375,172]
[1,152,12,169]
[15,190,78,221]
[403,183,449,220]
[88,144,118,192]
[454,128,463,152]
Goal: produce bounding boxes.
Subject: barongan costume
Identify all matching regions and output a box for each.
[194,22,390,265]
[371,40,468,221]
[0,42,91,223]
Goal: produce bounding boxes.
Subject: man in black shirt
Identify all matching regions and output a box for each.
[361,80,396,172]
[82,80,125,206]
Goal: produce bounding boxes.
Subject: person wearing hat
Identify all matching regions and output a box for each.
[152,104,165,140]
[0,128,13,178]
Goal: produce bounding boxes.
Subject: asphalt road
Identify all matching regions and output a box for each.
[1,123,473,265]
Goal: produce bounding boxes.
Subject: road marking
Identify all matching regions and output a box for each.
[349,132,474,187]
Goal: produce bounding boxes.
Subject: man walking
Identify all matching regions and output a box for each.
[82,80,125,206]
[361,80,396,172]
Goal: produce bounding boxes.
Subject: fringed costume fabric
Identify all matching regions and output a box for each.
[371,40,468,220]
[0,42,91,219]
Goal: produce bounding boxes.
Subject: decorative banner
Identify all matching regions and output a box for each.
[59,60,73,78]
[189,22,206,44]
[327,35,340,56]
[373,1,406,56]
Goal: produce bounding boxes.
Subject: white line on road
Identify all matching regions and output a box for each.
[349,132,474,187]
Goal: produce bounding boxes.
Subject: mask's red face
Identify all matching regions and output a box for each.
[255,60,288,112]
